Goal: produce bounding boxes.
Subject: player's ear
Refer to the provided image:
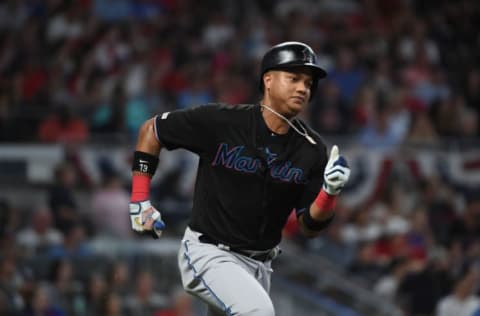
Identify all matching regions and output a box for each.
[263,71,272,91]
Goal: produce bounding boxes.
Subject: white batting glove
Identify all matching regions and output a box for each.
[129,200,166,238]
[323,145,351,195]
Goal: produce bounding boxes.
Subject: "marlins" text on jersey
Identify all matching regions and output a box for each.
[211,143,306,184]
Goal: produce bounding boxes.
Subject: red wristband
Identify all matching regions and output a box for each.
[314,190,337,211]
[131,174,151,202]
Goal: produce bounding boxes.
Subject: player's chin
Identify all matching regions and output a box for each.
[287,99,307,114]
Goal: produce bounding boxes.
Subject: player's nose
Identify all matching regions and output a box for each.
[295,81,309,96]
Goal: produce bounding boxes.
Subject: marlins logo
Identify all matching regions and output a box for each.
[302,47,315,63]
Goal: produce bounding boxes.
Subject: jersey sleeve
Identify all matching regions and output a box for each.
[294,149,328,217]
[154,105,218,154]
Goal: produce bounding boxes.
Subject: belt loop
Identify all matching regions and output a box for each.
[217,243,230,251]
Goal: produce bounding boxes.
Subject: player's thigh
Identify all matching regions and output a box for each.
[202,260,274,316]
[179,241,275,316]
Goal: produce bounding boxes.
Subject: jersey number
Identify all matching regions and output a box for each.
[139,163,148,173]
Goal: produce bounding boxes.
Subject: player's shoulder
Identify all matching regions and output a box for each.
[198,102,257,121]
[206,102,256,112]
[159,103,256,128]
[165,103,256,128]
[183,102,255,112]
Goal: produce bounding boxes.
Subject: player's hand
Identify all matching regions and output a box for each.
[323,145,350,195]
[129,200,166,238]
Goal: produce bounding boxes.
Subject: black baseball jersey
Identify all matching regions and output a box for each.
[154,103,328,250]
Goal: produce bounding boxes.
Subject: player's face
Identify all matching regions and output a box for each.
[263,67,313,117]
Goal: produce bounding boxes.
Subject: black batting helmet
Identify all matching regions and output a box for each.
[259,41,327,99]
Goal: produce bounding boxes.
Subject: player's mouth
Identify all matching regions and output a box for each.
[290,96,306,104]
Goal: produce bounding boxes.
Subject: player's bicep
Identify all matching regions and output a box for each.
[136,118,162,155]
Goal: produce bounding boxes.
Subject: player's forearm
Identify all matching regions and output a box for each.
[309,199,335,221]
[131,118,162,202]
[298,145,350,237]
[129,118,165,238]
[298,191,336,237]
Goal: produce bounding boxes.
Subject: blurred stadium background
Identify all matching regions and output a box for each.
[0,0,480,315]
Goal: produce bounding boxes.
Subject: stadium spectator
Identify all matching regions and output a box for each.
[16,207,63,256]
[124,270,168,315]
[106,261,130,297]
[0,253,24,314]
[155,289,195,316]
[48,162,82,234]
[310,80,351,135]
[47,223,91,259]
[90,161,131,238]
[396,259,448,315]
[328,46,366,105]
[373,257,410,301]
[436,266,480,316]
[44,259,85,316]
[358,98,405,148]
[85,273,108,316]
[38,104,89,144]
[22,283,66,316]
[97,292,124,316]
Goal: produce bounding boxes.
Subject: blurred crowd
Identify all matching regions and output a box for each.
[0,160,200,316]
[300,170,480,316]
[0,0,480,315]
[0,0,479,145]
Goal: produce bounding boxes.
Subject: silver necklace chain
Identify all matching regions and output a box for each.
[260,104,317,145]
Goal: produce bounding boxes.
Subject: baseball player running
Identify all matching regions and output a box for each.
[129,42,351,315]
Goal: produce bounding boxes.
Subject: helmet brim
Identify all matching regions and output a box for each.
[259,63,327,94]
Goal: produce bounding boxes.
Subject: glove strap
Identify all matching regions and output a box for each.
[131,174,151,202]
[314,189,337,211]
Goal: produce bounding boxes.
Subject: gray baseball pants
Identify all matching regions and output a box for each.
[178,227,277,316]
